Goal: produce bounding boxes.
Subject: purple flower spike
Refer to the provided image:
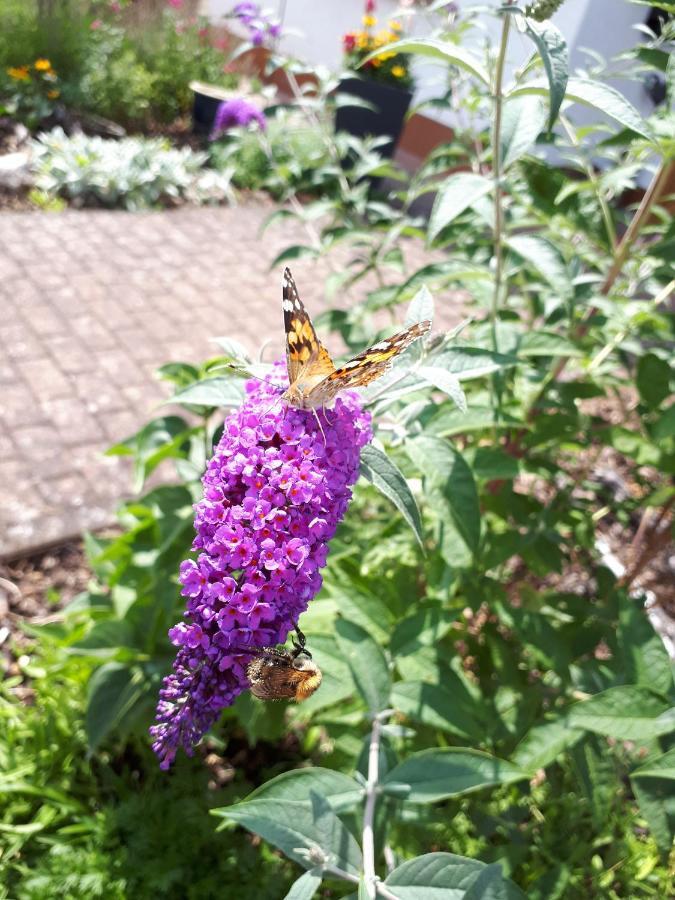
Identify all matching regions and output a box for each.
[209,97,267,140]
[150,364,372,768]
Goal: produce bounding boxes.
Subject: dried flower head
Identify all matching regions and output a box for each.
[150,366,372,768]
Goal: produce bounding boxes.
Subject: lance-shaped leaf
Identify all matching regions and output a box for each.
[283,867,323,900]
[500,95,548,168]
[522,17,568,130]
[225,767,364,813]
[508,76,653,140]
[215,791,363,876]
[568,685,675,740]
[428,173,493,242]
[407,436,481,556]
[384,852,526,899]
[360,444,424,547]
[362,38,489,85]
[335,618,391,714]
[381,748,528,803]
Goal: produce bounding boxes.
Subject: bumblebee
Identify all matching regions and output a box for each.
[245,627,322,703]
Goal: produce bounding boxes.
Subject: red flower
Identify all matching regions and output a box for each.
[365,0,376,12]
[343,32,356,50]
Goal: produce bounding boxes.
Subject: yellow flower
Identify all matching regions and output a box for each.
[362,14,377,27]
[34,58,51,71]
[378,50,396,61]
[390,20,402,31]
[392,65,406,78]
[47,88,60,99]
[7,65,30,81]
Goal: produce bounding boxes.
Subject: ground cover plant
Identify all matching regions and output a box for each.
[2,0,675,898]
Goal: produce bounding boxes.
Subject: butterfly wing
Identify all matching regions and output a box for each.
[308,319,431,405]
[282,268,335,386]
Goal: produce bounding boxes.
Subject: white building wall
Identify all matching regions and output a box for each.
[206,0,659,128]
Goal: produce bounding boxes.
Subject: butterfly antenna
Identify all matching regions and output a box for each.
[262,392,283,418]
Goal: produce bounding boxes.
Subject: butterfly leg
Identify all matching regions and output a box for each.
[311,407,328,446]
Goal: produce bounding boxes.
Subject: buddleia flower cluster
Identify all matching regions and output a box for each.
[524,0,566,22]
[150,366,372,768]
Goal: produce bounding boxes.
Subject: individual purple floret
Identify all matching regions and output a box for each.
[150,366,372,768]
[210,97,267,140]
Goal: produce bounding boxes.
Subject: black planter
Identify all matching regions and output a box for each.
[334,77,412,159]
[190,80,232,137]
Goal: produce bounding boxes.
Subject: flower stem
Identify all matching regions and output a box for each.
[362,715,383,900]
[490,3,513,342]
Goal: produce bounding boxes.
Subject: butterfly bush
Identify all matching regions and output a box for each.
[151,365,372,768]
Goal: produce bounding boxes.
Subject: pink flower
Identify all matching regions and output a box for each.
[167,0,184,8]
[90,18,102,29]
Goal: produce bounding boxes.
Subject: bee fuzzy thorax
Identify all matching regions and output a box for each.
[246,648,323,703]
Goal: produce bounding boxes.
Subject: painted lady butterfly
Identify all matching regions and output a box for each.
[280,267,431,409]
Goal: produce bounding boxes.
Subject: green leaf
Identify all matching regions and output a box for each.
[518,331,582,357]
[407,436,481,556]
[170,376,245,408]
[653,403,675,441]
[216,793,363,875]
[428,173,493,242]
[630,748,675,853]
[233,767,363,814]
[362,38,490,85]
[632,747,675,781]
[106,415,195,492]
[360,444,424,548]
[418,365,467,412]
[636,352,671,409]
[509,76,653,140]
[283,867,323,900]
[432,347,519,381]
[390,606,458,657]
[469,447,519,480]
[464,863,512,900]
[391,681,483,742]
[384,852,526,899]
[382,748,528,803]
[269,244,319,269]
[405,284,435,327]
[507,234,571,298]
[522,17,568,130]
[335,619,391,714]
[85,663,144,751]
[618,595,673,696]
[511,716,583,772]
[631,777,675,855]
[499,95,548,167]
[568,686,675,740]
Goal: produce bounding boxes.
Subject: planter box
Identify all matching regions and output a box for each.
[334,77,413,159]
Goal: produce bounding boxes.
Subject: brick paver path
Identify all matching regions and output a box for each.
[1,204,449,559]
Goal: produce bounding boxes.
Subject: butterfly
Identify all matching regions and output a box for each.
[280,267,431,410]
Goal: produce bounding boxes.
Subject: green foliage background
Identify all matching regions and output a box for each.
[2,1,675,898]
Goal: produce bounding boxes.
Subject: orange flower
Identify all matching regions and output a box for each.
[34,58,51,71]
[47,89,60,99]
[7,65,30,81]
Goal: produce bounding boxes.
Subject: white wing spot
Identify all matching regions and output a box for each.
[370,342,391,351]
[282,299,294,311]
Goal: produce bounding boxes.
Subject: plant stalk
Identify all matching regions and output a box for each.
[490,5,513,341]
[362,715,383,900]
[527,158,673,416]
